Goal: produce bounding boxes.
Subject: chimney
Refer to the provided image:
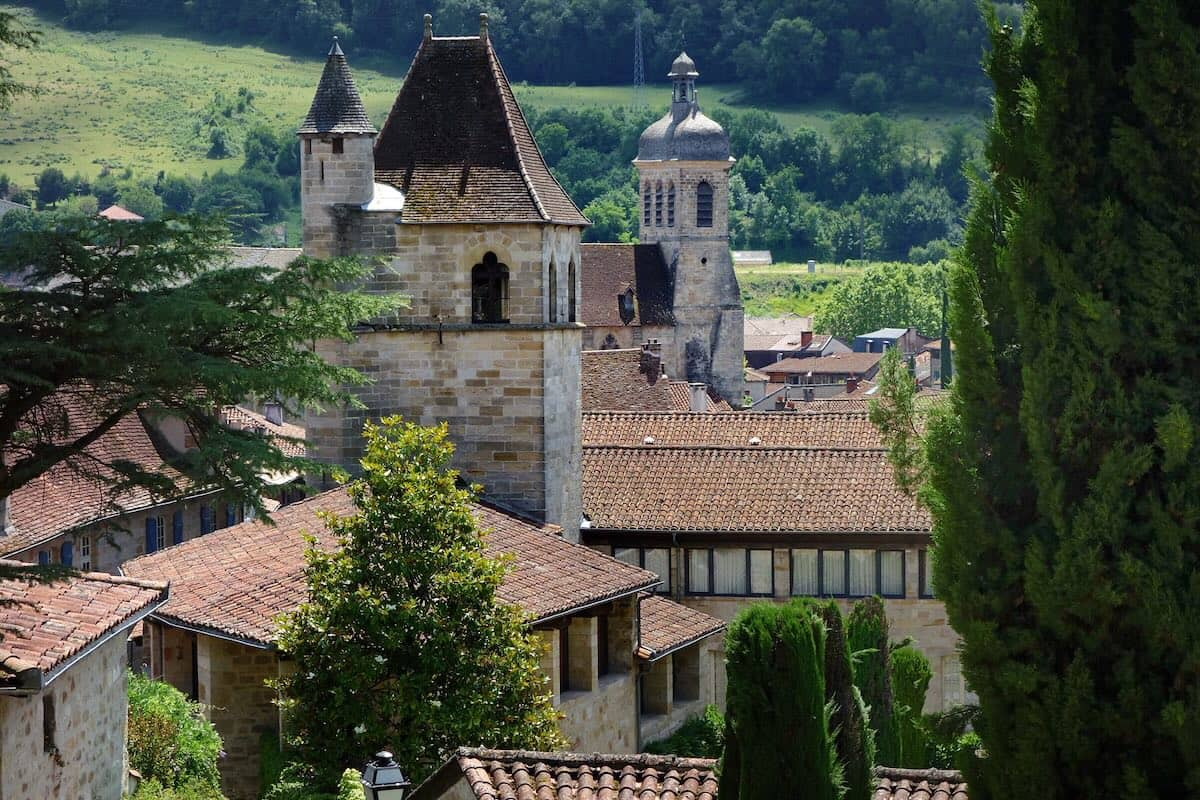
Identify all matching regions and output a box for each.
[845,377,859,394]
[801,330,813,348]
[688,383,708,412]
[639,345,661,379]
[264,401,284,426]
[423,12,432,40]
[479,12,489,41]
[0,496,9,536]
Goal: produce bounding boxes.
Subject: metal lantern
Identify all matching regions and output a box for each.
[361,751,411,800]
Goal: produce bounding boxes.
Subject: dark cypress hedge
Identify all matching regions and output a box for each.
[847,597,899,767]
[815,600,874,800]
[720,603,840,800]
[890,646,933,768]
[918,0,1200,795]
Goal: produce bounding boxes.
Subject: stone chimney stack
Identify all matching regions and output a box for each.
[845,377,859,394]
[688,383,709,412]
[801,330,813,348]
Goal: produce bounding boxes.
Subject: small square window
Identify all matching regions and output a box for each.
[331,137,344,154]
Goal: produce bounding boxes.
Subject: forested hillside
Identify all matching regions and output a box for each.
[26,0,1020,107]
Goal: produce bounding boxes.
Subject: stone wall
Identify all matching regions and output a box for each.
[305,324,581,539]
[0,635,129,800]
[558,673,639,754]
[301,134,376,258]
[196,636,280,800]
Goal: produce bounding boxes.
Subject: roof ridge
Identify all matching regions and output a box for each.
[456,747,717,770]
[581,410,871,418]
[485,41,549,223]
[873,766,965,783]
[0,559,167,592]
[582,444,887,453]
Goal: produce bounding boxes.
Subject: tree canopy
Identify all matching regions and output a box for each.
[0,10,37,111]
[813,261,945,340]
[274,419,563,790]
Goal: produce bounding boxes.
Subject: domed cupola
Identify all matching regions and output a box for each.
[637,52,731,163]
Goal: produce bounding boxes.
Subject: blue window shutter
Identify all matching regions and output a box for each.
[173,511,184,545]
[60,541,73,567]
[200,506,212,535]
[38,551,49,565]
[225,504,236,528]
[145,517,158,553]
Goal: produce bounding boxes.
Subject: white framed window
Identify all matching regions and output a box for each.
[79,536,92,571]
[155,516,167,551]
[790,549,819,596]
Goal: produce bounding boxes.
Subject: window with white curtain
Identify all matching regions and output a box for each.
[613,547,638,566]
[880,550,905,597]
[687,549,710,594]
[919,549,936,598]
[791,549,819,596]
[749,549,773,595]
[713,549,746,594]
[822,550,846,596]
[644,548,672,593]
[849,549,875,596]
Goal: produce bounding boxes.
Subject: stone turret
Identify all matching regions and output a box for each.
[634,53,743,402]
[299,38,378,257]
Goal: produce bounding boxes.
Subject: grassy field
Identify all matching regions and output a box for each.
[0,5,984,184]
[736,261,870,317]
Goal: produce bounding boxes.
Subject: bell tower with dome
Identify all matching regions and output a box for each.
[634,52,743,401]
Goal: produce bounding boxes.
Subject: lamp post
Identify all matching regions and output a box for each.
[361,751,411,800]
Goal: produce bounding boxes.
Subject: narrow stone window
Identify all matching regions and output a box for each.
[319,160,325,181]
[79,535,91,571]
[471,252,510,324]
[304,139,312,156]
[642,184,652,226]
[654,181,663,226]
[567,260,577,323]
[667,182,676,227]
[331,137,344,154]
[547,258,558,323]
[696,180,714,227]
[42,694,56,753]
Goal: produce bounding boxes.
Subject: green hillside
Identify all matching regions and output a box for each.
[0,6,981,183]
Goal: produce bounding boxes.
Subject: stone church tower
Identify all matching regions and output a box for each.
[299,16,587,539]
[634,53,743,401]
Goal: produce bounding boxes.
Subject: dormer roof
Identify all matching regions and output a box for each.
[373,26,588,226]
[299,38,376,136]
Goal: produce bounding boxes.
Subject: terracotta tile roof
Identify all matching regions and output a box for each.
[122,488,659,646]
[789,389,947,414]
[0,198,31,216]
[2,392,192,558]
[374,34,586,225]
[219,405,306,458]
[582,447,929,533]
[582,411,885,450]
[666,382,733,413]
[582,349,675,412]
[299,40,376,135]
[744,367,770,382]
[637,594,724,661]
[0,562,167,688]
[872,768,968,800]
[98,204,143,221]
[762,352,883,376]
[579,244,675,328]
[427,748,718,800]
[226,246,303,270]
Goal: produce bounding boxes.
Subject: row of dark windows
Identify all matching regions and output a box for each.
[641,181,714,229]
[614,546,937,600]
[471,251,577,325]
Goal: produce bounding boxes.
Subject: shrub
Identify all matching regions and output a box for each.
[847,597,899,765]
[127,672,223,791]
[644,705,725,758]
[890,646,933,767]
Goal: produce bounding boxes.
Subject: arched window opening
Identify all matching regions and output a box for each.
[567,260,577,323]
[548,258,558,323]
[472,252,510,323]
[667,183,676,227]
[642,184,652,227]
[654,181,663,227]
[696,181,714,228]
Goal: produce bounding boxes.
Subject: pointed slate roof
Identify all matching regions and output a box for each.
[373,30,588,225]
[299,38,376,135]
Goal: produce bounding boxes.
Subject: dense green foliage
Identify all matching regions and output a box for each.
[126,672,223,793]
[890,646,933,768]
[0,214,394,510]
[19,0,1017,107]
[813,261,945,339]
[846,598,899,767]
[262,768,366,800]
[274,418,563,791]
[0,8,36,110]
[721,602,840,800]
[814,601,873,800]
[644,705,726,759]
[874,0,1200,795]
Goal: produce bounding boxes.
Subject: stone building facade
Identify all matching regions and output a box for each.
[298,21,586,538]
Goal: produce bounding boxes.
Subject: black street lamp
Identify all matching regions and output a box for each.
[361,751,411,800]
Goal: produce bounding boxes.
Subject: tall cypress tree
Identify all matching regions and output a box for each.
[847,597,899,766]
[815,601,874,800]
[914,1,1200,795]
[720,603,841,800]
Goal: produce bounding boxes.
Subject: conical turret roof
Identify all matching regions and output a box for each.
[299,38,376,135]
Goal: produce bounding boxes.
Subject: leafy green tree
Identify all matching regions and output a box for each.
[814,600,874,800]
[847,597,899,767]
[582,186,637,243]
[0,214,394,514]
[118,181,166,219]
[127,671,223,792]
[720,602,841,800]
[890,646,933,768]
[849,73,887,112]
[274,419,564,791]
[0,10,37,111]
[813,261,944,339]
[35,167,71,208]
[875,0,1200,796]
